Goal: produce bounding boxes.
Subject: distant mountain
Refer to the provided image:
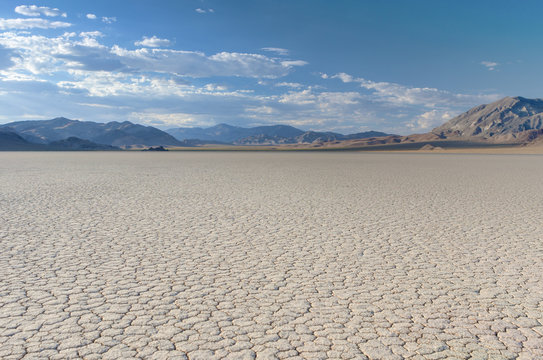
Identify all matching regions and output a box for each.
[166,123,305,143]
[342,131,393,140]
[48,137,120,151]
[0,128,120,151]
[2,117,183,148]
[0,127,46,150]
[166,124,391,144]
[433,96,543,142]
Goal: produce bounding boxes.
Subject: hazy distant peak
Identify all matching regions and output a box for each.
[166,123,392,144]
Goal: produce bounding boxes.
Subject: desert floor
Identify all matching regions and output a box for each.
[1,152,542,359]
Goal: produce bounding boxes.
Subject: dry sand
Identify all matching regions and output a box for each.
[1,152,542,359]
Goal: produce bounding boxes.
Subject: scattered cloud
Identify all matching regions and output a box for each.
[134,36,171,48]
[204,84,227,91]
[0,31,305,79]
[109,47,298,78]
[481,61,498,71]
[275,82,303,88]
[76,102,129,109]
[195,8,214,14]
[278,89,361,108]
[331,72,353,83]
[86,14,97,20]
[405,110,453,132]
[281,60,308,67]
[101,16,116,24]
[245,106,276,114]
[0,18,71,30]
[328,72,500,108]
[80,31,103,38]
[129,111,214,127]
[15,5,66,18]
[58,72,180,97]
[262,47,289,56]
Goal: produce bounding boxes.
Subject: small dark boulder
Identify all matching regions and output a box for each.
[143,146,168,151]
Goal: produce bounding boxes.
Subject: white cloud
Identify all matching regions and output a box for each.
[0,31,304,79]
[129,111,214,127]
[281,60,308,67]
[108,48,297,78]
[0,18,71,30]
[262,47,289,56]
[278,89,361,109]
[204,83,227,91]
[102,16,116,24]
[195,8,214,13]
[15,5,66,18]
[329,71,500,108]
[134,36,171,48]
[76,102,130,110]
[78,31,105,47]
[245,106,276,114]
[481,61,498,71]
[57,71,190,97]
[278,89,315,105]
[405,110,453,131]
[86,14,97,20]
[80,31,103,38]
[332,72,353,83]
[275,82,303,88]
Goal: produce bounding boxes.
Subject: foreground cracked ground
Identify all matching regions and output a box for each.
[1,152,542,359]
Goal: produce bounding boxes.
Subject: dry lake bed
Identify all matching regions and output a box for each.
[1,152,542,360]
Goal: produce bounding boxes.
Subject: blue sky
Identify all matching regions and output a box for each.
[0,0,542,134]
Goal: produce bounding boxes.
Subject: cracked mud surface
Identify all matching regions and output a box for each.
[1,152,542,359]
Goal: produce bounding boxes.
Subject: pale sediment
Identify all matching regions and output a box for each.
[0,152,542,359]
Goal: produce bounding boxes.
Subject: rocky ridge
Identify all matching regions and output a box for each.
[433,96,543,142]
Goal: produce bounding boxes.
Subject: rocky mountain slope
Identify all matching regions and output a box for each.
[433,96,543,142]
[2,118,183,148]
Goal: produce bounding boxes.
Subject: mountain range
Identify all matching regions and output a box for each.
[0,127,119,151]
[0,117,392,150]
[1,118,184,148]
[2,96,543,150]
[165,124,390,145]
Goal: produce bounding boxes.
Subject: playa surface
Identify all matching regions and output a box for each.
[1,152,542,359]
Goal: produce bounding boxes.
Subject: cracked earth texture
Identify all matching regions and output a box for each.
[1,152,542,360]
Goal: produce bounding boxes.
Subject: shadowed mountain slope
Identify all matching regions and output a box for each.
[0,128,120,151]
[2,118,183,148]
